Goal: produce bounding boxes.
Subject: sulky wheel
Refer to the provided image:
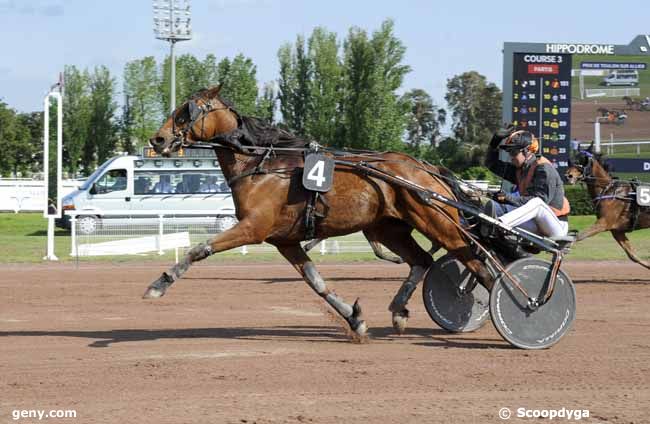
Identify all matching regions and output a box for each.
[422,254,490,333]
[490,257,576,350]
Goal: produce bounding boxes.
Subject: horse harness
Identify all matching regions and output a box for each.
[178,100,477,241]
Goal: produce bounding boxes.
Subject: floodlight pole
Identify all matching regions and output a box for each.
[170,39,176,114]
[153,0,192,114]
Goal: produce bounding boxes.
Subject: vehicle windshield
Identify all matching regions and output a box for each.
[80,158,117,190]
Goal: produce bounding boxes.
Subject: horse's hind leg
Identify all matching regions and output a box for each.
[307,236,405,264]
[274,243,367,338]
[367,239,404,264]
[364,223,434,334]
[143,219,269,298]
[405,206,494,291]
[611,230,650,270]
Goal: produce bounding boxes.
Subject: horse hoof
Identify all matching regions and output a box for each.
[354,321,368,338]
[392,311,408,335]
[142,287,165,299]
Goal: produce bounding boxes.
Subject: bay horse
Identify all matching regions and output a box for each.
[565,149,650,269]
[143,86,493,338]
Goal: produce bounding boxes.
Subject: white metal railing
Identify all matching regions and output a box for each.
[585,87,640,98]
[0,179,81,213]
[579,140,650,155]
[64,210,376,260]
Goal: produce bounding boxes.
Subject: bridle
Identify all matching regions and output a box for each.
[168,97,233,151]
[571,152,634,206]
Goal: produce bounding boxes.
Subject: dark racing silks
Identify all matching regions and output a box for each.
[516,156,571,217]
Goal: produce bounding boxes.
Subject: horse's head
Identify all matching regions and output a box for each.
[565,164,584,185]
[565,147,598,184]
[149,85,239,156]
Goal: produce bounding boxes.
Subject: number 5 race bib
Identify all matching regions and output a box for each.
[302,153,335,192]
[637,186,650,206]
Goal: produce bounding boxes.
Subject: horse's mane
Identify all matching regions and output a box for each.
[591,152,612,174]
[238,116,312,149]
[576,145,612,174]
[196,87,312,149]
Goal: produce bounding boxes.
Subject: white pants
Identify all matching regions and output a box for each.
[498,197,568,238]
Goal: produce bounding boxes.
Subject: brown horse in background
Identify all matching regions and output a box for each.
[565,149,650,269]
[142,86,493,338]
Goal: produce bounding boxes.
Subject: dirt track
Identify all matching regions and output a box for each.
[1,261,650,424]
[571,100,650,141]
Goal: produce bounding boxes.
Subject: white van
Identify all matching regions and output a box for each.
[602,70,639,86]
[57,148,236,234]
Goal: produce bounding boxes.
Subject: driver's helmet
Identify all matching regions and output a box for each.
[500,130,539,155]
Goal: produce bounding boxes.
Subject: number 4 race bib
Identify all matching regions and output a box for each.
[302,153,335,192]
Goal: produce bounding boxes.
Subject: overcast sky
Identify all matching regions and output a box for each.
[1,0,648,113]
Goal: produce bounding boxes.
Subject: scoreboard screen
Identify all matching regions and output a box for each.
[503,35,650,176]
[511,53,572,169]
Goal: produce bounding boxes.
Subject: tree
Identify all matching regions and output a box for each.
[339,19,411,150]
[401,89,446,148]
[15,112,42,177]
[256,82,276,123]
[160,53,221,112]
[62,65,90,176]
[0,101,18,176]
[217,54,259,116]
[306,27,342,146]
[277,43,295,129]
[445,71,502,147]
[87,66,118,167]
[118,95,136,155]
[123,57,161,152]
[277,35,312,135]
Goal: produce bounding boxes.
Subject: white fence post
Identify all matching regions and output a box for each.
[320,239,327,255]
[70,215,77,256]
[43,216,58,261]
[157,214,164,255]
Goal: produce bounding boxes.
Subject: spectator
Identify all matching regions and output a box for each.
[135,177,151,194]
[152,174,174,194]
[175,174,193,193]
[198,175,219,193]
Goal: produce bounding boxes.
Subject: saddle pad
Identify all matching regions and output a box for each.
[302,153,335,192]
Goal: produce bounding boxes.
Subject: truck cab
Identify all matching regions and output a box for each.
[57,148,236,234]
[602,70,639,86]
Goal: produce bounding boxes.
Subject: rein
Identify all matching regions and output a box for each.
[574,158,636,205]
[167,96,487,198]
[574,156,644,230]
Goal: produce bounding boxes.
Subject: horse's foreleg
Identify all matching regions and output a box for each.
[611,230,650,270]
[576,220,608,242]
[274,243,367,338]
[143,220,267,299]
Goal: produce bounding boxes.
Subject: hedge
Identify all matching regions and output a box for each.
[565,185,595,216]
